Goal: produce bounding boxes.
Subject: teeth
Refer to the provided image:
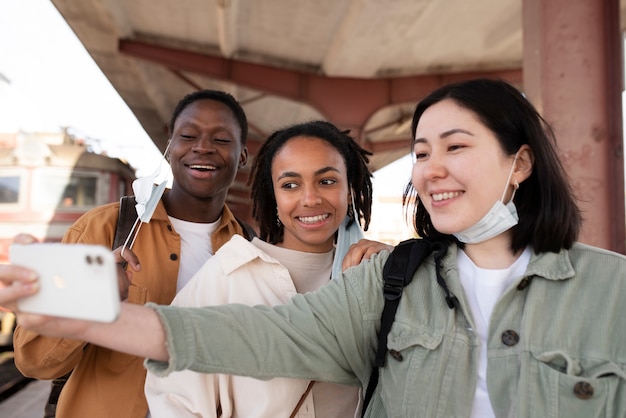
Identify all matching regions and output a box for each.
[189,164,216,171]
[432,191,461,202]
[298,214,329,224]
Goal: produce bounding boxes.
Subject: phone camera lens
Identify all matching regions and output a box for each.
[86,255,93,264]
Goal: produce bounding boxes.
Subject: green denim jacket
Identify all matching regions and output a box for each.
[147,242,626,417]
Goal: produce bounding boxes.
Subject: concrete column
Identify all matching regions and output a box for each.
[523,0,625,252]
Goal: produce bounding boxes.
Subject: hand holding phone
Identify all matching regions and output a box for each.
[9,243,121,322]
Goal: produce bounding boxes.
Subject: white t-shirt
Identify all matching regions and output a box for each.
[168,216,220,293]
[457,247,531,418]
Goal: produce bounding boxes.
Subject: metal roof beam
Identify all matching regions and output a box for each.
[118,38,522,138]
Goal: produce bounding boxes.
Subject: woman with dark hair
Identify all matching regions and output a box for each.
[250,121,372,245]
[144,120,382,417]
[6,79,626,418]
[406,78,580,253]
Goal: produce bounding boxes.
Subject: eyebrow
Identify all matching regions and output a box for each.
[413,128,474,145]
[276,166,341,181]
[176,121,236,134]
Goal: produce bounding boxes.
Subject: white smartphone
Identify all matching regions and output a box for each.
[9,243,121,322]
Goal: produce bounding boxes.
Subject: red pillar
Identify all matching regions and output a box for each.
[523,0,625,253]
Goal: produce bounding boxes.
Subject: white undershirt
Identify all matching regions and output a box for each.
[253,239,334,294]
[168,216,220,293]
[457,247,531,418]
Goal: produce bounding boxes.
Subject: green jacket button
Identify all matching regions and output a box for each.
[573,381,594,399]
[501,330,520,346]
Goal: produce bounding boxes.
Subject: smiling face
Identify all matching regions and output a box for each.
[167,99,247,204]
[411,99,519,236]
[272,136,349,253]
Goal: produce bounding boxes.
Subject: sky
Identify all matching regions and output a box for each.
[0,0,162,175]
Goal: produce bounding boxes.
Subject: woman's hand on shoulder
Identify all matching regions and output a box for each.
[341,238,393,271]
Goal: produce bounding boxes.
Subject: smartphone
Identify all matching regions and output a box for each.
[9,243,120,322]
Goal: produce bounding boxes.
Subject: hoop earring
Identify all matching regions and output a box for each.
[513,180,519,190]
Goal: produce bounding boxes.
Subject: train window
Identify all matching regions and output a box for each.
[0,175,20,204]
[32,170,99,210]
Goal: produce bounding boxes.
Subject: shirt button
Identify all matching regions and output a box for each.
[389,349,403,362]
[517,277,531,290]
[573,381,594,399]
[501,330,520,346]
[170,253,178,261]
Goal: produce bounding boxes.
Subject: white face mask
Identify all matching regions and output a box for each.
[331,190,364,280]
[453,154,519,244]
[132,142,172,223]
[122,143,173,253]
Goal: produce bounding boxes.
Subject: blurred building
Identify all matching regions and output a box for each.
[0,130,135,263]
[364,154,417,245]
[0,74,135,263]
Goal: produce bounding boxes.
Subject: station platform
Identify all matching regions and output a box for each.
[0,378,49,418]
[0,349,49,418]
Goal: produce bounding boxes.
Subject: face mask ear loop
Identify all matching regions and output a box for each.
[163,141,171,162]
[156,141,172,183]
[500,153,519,203]
[349,188,358,227]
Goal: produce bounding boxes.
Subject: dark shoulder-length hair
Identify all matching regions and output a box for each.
[248,120,373,244]
[405,78,582,253]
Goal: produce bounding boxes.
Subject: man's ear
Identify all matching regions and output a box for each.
[239,146,249,169]
[515,144,534,183]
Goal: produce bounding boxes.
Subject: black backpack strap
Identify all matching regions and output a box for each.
[113,196,138,250]
[362,238,434,416]
[44,371,71,418]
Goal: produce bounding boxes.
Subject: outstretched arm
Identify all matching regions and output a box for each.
[2,238,169,362]
[0,235,169,361]
[8,240,387,385]
[15,302,169,361]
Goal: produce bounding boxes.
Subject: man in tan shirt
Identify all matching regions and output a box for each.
[13,89,254,418]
